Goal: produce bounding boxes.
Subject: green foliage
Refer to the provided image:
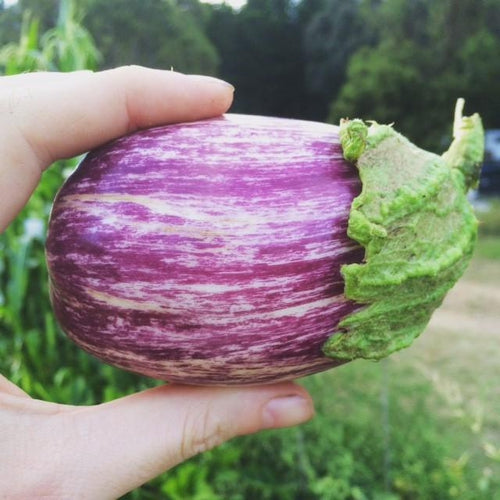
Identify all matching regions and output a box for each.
[83,0,219,75]
[329,0,500,150]
[0,0,99,73]
[41,0,100,71]
[477,199,500,237]
[302,0,371,120]
[474,236,500,260]
[457,29,500,129]
[330,40,428,142]
[18,0,59,32]
[120,361,499,499]
[208,0,306,117]
[0,11,46,73]
[0,1,23,47]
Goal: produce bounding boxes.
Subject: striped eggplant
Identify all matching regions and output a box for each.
[46,101,484,385]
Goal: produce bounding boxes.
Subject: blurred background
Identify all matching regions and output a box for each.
[0,0,499,498]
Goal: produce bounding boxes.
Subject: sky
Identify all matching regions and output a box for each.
[201,0,247,8]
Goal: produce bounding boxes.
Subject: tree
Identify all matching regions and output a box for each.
[208,0,306,117]
[302,0,371,120]
[329,0,500,150]
[0,1,22,47]
[18,0,59,31]
[456,29,500,129]
[83,0,219,75]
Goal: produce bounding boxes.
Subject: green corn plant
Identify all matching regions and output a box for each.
[41,0,101,71]
[0,0,105,401]
[0,10,49,74]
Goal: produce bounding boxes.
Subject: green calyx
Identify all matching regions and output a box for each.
[323,99,484,361]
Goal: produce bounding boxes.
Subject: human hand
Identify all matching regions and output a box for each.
[0,67,314,498]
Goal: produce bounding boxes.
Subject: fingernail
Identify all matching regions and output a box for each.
[189,74,235,91]
[262,395,314,429]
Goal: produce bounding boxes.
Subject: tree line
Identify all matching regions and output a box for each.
[1,0,500,149]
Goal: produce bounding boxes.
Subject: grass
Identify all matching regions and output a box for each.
[472,196,500,259]
[474,236,500,260]
[476,197,500,237]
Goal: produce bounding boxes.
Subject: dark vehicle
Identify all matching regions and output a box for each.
[478,161,500,195]
[479,130,500,196]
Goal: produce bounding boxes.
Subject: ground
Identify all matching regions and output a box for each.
[394,254,500,491]
[409,257,500,423]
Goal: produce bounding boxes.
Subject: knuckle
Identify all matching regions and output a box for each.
[113,64,145,80]
[180,404,226,460]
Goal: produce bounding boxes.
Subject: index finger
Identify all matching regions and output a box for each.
[0,66,234,231]
[4,66,234,167]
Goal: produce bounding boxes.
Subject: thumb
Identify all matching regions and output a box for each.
[66,382,314,498]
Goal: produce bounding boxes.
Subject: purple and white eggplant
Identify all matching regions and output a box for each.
[46,103,484,385]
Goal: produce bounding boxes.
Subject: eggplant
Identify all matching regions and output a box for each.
[46,101,483,385]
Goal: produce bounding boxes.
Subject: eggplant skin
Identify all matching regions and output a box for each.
[46,114,362,385]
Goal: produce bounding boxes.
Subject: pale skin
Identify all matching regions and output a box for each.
[0,66,314,499]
